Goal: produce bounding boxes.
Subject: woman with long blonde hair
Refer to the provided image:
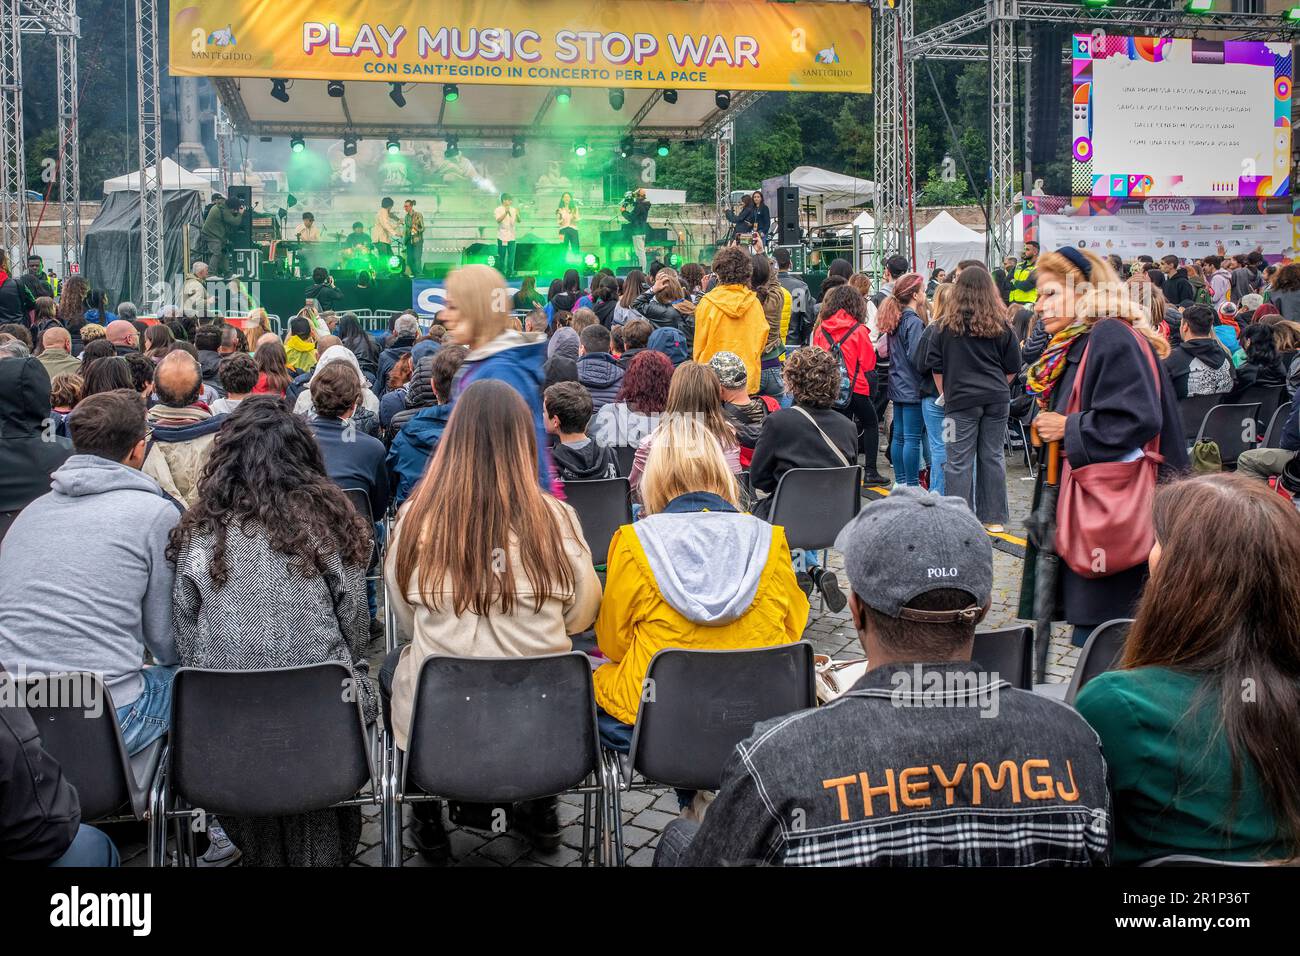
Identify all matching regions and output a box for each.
[594,413,808,816]
[384,379,601,859]
[441,263,555,488]
[628,360,741,498]
[1017,246,1187,646]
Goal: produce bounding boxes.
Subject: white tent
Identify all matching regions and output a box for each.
[103,158,212,198]
[763,166,875,223]
[915,211,985,274]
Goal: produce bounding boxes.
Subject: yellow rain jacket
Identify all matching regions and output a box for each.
[692,284,770,394]
[593,498,810,726]
[283,334,317,373]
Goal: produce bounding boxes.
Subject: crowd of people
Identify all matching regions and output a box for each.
[0,236,1298,870]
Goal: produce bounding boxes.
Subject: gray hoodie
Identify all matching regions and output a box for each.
[0,455,180,708]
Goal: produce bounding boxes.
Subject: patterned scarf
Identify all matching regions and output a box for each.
[1026,321,1089,409]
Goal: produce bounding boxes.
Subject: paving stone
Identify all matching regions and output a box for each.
[626,846,657,867]
[631,808,678,831]
[476,834,532,865]
[526,842,582,866]
[618,824,657,849]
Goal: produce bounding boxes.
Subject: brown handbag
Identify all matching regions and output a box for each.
[1055,322,1165,579]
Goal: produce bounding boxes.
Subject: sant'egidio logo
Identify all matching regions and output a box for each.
[207,25,236,46]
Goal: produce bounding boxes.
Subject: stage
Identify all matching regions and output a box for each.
[256,276,415,320]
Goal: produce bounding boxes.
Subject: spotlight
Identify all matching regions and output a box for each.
[1183,0,1213,10]
[715,90,731,110]
[555,86,571,104]
[583,253,600,269]
[656,138,670,157]
[663,89,678,104]
[619,135,634,158]
[386,136,400,155]
[290,135,305,154]
[343,134,358,157]
[511,137,526,158]
[1080,0,1111,6]
[389,83,406,108]
[270,79,290,103]
[486,254,497,268]
[327,80,345,98]
[443,83,459,102]
[386,254,405,272]
[609,88,625,111]
[573,139,588,157]
[668,253,682,268]
[445,135,459,158]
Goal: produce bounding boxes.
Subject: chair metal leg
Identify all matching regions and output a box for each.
[384,745,403,866]
[599,750,625,866]
[581,790,593,867]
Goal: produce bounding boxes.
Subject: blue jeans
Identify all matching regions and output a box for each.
[115,665,177,755]
[50,824,120,867]
[890,402,924,486]
[921,397,947,495]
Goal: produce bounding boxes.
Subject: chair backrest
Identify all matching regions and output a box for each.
[1064,618,1132,704]
[1235,384,1285,438]
[13,672,133,820]
[767,466,862,552]
[630,643,817,791]
[562,477,632,565]
[170,663,373,817]
[971,626,1033,691]
[1195,402,1261,464]
[612,444,637,478]
[340,487,371,520]
[403,652,599,803]
[1178,394,1221,443]
[1263,401,1294,450]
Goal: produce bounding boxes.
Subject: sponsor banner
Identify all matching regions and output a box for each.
[171,0,871,93]
[1037,210,1294,261]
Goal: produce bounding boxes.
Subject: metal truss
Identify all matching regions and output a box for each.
[56,15,81,274]
[715,122,733,238]
[0,0,27,265]
[988,3,1017,266]
[873,0,916,271]
[135,0,164,300]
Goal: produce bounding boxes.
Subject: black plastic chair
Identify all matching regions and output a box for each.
[971,626,1033,691]
[1194,402,1261,466]
[613,643,817,859]
[386,652,616,866]
[563,477,632,567]
[13,671,164,844]
[1178,393,1221,444]
[1063,618,1131,704]
[611,444,637,479]
[1235,384,1286,440]
[1262,401,1294,450]
[152,662,379,866]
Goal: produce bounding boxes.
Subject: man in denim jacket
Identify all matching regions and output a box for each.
[657,487,1111,867]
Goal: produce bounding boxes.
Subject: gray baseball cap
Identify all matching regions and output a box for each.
[834,486,993,622]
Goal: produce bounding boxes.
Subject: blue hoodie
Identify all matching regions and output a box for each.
[648,326,690,366]
[387,403,453,507]
[452,330,555,490]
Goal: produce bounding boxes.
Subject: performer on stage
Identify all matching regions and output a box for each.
[200,194,246,278]
[403,199,425,277]
[494,193,521,276]
[373,197,401,258]
[621,188,650,271]
[344,221,370,249]
[294,212,321,242]
[557,192,580,258]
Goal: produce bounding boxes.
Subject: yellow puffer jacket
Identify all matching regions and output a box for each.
[593,503,810,726]
[284,334,317,373]
[692,284,771,394]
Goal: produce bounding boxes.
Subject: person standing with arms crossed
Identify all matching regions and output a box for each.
[494,193,521,277]
[403,200,425,277]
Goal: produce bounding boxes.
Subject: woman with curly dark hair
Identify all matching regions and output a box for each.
[168,396,376,867]
[589,348,673,448]
[748,347,859,607]
[59,275,89,353]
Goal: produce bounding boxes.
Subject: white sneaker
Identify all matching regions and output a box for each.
[197,820,241,867]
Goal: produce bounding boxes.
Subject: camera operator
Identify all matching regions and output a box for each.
[201,194,247,278]
[621,188,651,270]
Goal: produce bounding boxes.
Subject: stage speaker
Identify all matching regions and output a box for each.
[777,186,801,246]
[226,185,254,249]
[1029,25,1067,169]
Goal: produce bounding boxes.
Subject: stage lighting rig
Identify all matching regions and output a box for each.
[327,80,345,98]
[609,88,625,110]
[389,83,407,108]
[270,79,290,103]
[290,135,305,154]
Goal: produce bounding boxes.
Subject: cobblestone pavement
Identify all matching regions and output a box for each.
[119,453,1077,868]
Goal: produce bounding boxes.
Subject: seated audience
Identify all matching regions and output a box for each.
[0,390,180,755]
[384,380,600,860]
[142,351,226,507]
[283,316,317,374]
[590,349,673,448]
[710,351,772,461]
[545,382,618,481]
[36,327,80,379]
[387,345,467,508]
[210,353,257,415]
[1229,323,1288,400]
[1076,474,1300,864]
[377,315,420,393]
[1237,398,1299,483]
[0,357,73,540]
[1164,304,1234,400]
[657,488,1110,866]
[379,353,415,428]
[253,339,294,397]
[193,324,225,393]
[576,323,625,413]
[594,415,809,818]
[293,345,380,418]
[629,361,742,498]
[308,363,389,523]
[80,356,134,398]
[169,397,376,867]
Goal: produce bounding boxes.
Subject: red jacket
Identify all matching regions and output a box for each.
[813,309,876,395]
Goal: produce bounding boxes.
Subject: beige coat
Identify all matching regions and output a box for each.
[141,406,219,507]
[384,495,602,750]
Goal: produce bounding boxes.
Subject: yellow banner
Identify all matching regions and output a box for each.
[170,0,871,94]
